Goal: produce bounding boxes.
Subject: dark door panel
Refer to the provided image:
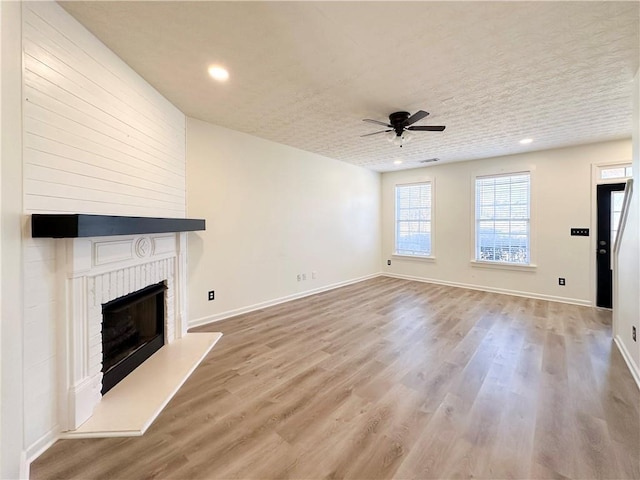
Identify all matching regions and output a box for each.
[596,183,625,308]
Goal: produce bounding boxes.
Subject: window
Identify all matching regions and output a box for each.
[599,164,632,180]
[475,173,530,264]
[611,190,625,246]
[395,182,432,256]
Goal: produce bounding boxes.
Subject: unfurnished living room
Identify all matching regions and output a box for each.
[1,1,639,479]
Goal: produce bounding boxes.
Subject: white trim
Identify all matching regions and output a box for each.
[614,335,640,391]
[192,271,594,330]
[470,259,537,272]
[382,272,592,306]
[188,273,381,328]
[23,425,60,479]
[391,253,436,262]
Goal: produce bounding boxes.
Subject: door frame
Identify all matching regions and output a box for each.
[590,161,633,308]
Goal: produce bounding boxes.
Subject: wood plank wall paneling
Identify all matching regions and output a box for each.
[22,2,186,217]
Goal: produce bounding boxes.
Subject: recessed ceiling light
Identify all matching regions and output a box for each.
[394,159,403,165]
[519,138,533,144]
[208,65,229,82]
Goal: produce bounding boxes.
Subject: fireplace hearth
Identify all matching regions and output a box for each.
[102,282,167,395]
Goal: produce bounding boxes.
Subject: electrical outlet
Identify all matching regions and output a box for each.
[387,259,391,266]
[558,278,566,286]
[633,326,637,342]
[208,290,215,301]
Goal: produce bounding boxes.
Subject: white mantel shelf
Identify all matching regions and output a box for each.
[60,332,222,439]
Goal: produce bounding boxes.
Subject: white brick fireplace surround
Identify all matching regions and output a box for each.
[57,232,221,437]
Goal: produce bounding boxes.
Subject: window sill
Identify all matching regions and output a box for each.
[470,260,537,272]
[392,253,436,263]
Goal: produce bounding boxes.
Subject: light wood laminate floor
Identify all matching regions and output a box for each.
[31,277,639,479]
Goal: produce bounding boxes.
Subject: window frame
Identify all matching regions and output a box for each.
[393,180,435,259]
[472,171,535,269]
[597,163,633,183]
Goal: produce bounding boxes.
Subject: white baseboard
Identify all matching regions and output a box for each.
[614,335,640,390]
[382,273,592,307]
[23,425,60,479]
[188,273,382,328]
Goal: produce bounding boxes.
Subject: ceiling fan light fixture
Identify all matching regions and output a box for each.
[362,110,446,148]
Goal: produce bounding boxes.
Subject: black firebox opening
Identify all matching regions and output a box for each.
[101,281,167,395]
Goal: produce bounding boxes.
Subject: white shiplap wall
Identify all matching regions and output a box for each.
[23,1,185,216]
[21,1,186,458]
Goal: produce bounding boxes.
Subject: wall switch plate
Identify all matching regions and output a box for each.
[558,278,566,286]
[570,228,589,236]
[208,290,215,301]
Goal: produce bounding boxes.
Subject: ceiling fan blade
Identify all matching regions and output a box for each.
[405,110,430,126]
[363,119,392,127]
[407,125,446,131]
[361,129,392,137]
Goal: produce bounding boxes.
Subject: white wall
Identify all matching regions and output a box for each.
[186,117,381,325]
[23,2,185,216]
[1,2,24,478]
[20,1,186,467]
[381,140,632,305]
[614,70,640,386]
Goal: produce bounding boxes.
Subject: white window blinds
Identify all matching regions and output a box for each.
[475,173,530,264]
[395,183,432,256]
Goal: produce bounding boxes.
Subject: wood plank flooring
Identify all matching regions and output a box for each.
[30,277,640,479]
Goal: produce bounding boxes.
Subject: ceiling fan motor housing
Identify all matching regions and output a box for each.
[389,111,410,136]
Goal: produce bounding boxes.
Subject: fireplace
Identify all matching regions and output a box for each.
[101,282,167,395]
[48,231,189,431]
[29,214,212,434]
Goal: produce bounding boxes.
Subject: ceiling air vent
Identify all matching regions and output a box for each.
[419,158,439,163]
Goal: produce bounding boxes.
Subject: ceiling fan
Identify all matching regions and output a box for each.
[361,110,445,147]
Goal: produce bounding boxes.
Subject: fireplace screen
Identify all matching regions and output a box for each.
[101,281,167,395]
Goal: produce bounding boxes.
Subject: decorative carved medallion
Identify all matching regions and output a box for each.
[135,236,153,258]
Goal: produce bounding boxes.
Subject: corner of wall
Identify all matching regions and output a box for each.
[1,1,25,478]
[612,69,640,388]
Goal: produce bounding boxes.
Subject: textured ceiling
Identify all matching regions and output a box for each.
[59,1,640,172]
